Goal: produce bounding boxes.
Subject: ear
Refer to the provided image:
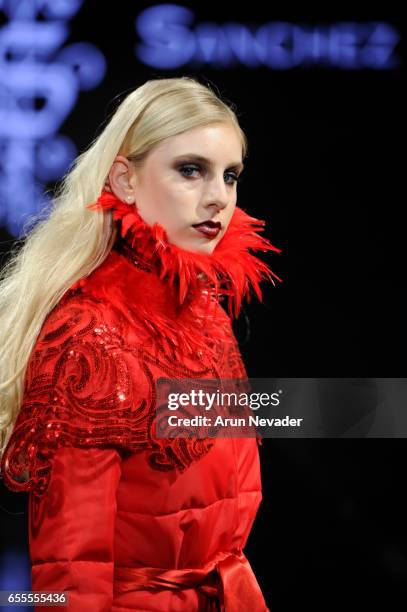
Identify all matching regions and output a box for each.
[106,155,135,204]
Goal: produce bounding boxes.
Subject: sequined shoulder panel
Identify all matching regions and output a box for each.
[1,293,218,496]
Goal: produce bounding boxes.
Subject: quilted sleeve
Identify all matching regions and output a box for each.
[0,292,153,497]
[29,445,121,612]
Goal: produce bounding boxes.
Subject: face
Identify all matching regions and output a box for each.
[109,123,244,254]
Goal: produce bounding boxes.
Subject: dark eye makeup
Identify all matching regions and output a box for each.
[176,163,243,185]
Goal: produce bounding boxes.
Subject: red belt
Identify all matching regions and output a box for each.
[114,549,269,611]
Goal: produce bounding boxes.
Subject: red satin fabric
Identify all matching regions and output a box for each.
[114,550,269,611]
[28,437,268,611]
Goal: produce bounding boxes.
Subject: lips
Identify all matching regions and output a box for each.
[192,220,222,229]
[192,219,222,238]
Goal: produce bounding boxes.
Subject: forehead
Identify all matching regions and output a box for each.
[152,124,243,165]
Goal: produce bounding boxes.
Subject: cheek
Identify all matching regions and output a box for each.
[157,205,190,240]
[224,208,236,229]
[166,201,193,225]
[143,199,179,229]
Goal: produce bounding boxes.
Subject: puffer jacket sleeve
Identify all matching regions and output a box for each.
[29,445,121,611]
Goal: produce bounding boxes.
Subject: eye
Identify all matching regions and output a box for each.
[178,164,200,179]
[178,164,241,185]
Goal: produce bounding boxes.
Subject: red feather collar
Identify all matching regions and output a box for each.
[85,190,282,320]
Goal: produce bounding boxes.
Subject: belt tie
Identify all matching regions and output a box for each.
[114,549,269,611]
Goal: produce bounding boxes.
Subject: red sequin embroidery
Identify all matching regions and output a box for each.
[1,289,250,496]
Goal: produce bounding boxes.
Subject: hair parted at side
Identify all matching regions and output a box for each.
[0,76,248,457]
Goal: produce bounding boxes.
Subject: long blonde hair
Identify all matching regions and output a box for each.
[0,76,248,457]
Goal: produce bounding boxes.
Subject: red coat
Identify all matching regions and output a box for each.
[1,191,281,611]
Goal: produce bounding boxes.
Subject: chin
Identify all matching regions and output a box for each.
[196,243,217,255]
[171,236,219,255]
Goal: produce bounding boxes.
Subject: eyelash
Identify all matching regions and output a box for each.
[178,164,242,185]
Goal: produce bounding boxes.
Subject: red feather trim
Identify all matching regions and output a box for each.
[86,190,282,320]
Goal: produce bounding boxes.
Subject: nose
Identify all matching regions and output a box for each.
[204,176,230,212]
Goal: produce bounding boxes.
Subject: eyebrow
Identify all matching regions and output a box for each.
[173,153,244,172]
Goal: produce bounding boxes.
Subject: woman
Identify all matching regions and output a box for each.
[0,77,281,611]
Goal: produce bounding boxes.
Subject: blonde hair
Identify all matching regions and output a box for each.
[0,76,248,457]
